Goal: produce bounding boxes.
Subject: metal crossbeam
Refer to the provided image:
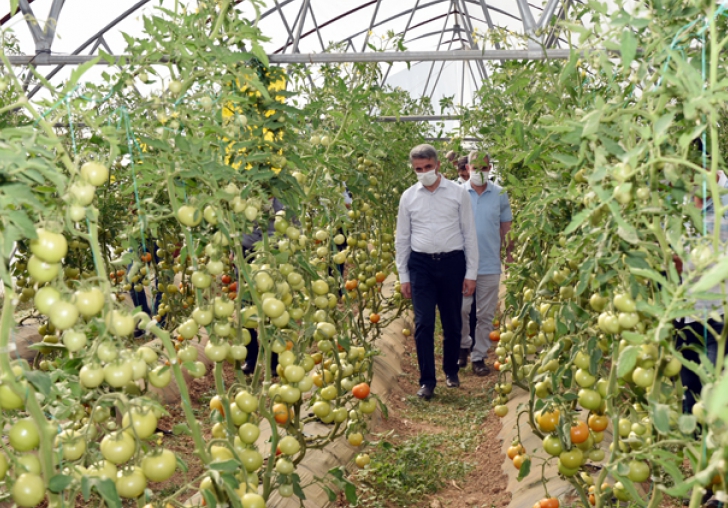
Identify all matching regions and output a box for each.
[376,115,462,122]
[3,49,579,66]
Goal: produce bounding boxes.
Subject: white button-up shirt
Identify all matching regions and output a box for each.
[395,176,479,283]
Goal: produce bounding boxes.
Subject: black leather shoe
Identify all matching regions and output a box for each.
[472,360,490,377]
[457,348,469,368]
[446,374,460,388]
[416,385,434,400]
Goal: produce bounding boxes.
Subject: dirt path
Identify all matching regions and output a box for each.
[341,334,511,508]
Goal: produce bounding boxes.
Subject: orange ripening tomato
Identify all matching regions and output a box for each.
[512,454,527,469]
[489,330,500,342]
[588,414,608,432]
[570,420,589,444]
[369,313,381,324]
[345,280,358,291]
[506,444,524,459]
[375,272,386,283]
[494,361,501,371]
[273,403,289,425]
[352,383,370,400]
[540,498,559,508]
[210,396,225,416]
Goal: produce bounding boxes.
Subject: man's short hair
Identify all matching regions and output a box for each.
[457,156,468,170]
[468,150,490,165]
[410,144,439,162]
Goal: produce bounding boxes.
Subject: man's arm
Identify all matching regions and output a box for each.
[460,187,478,296]
[500,192,515,267]
[395,192,413,298]
[500,221,514,265]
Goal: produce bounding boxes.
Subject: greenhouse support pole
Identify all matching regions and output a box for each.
[291,0,311,53]
[379,0,421,88]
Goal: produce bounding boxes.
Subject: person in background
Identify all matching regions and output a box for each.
[456,156,471,185]
[240,197,284,375]
[395,144,478,400]
[454,154,477,368]
[676,167,728,414]
[463,151,513,377]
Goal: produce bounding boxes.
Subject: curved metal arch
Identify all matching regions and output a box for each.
[0,0,38,25]
[265,0,550,54]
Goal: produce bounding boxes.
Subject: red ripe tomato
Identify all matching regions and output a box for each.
[221,274,232,285]
[228,282,238,293]
[352,383,370,400]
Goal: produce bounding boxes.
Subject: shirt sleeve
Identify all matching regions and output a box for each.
[500,191,513,222]
[395,191,413,284]
[460,187,479,280]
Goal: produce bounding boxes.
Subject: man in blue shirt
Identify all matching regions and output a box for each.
[461,151,513,376]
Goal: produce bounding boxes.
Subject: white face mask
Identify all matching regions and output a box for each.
[469,171,488,186]
[457,176,466,184]
[417,170,439,186]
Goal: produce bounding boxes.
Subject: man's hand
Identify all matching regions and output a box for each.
[401,282,412,299]
[463,279,476,297]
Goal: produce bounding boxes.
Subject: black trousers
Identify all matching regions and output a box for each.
[409,250,465,388]
[675,317,725,414]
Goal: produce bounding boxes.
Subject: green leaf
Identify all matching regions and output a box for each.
[617,346,639,378]
[176,455,189,473]
[621,331,645,345]
[209,459,239,472]
[516,455,531,481]
[202,489,218,508]
[322,485,337,502]
[563,209,590,235]
[173,423,192,436]
[251,42,269,68]
[292,473,306,500]
[651,403,671,434]
[678,414,697,435]
[24,370,52,396]
[94,478,122,508]
[48,474,73,493]
[653,112,675,141]
[344,482,357,504]
[620,30,638,72]
[581,110,602,138]
[693,256,728,292]
[707,368,728,417]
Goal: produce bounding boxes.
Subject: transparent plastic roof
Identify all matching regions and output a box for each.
[2,0,577,107]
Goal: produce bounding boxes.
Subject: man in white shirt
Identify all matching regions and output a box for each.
[396,144,479,400]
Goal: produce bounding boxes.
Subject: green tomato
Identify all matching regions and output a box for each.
[577,389,602,411]
[34,286,60,314]
[148,365,171,388]
[141,449,176,482]
[27,255,60,282]
[30,228,67,263]
[12,473,46,507]
[115,466,147,498]
[204,340,230,362]
[278,436,300,456]
[100,431,136,464]
[80,363,104,388]
[122,407,158,439]
[238,423,260,444]
[80,161,110,186]
[177,205,202,227]
[0,383,24,410]
[239,448,263,472]
[559,448,583,470]
[9,419,40,452]
[0,452,7,480]
[104,361,133,388]
[542,435,564,456]
[49,300,79,330]
[62,331,87,353]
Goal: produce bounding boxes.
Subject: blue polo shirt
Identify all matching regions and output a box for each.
[468,182,513,275]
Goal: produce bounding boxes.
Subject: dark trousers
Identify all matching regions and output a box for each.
[675,317,725,414]
[409,250,465,388]
[244,327,278,372]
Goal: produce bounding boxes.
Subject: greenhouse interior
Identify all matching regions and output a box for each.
[1,0,727,507]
